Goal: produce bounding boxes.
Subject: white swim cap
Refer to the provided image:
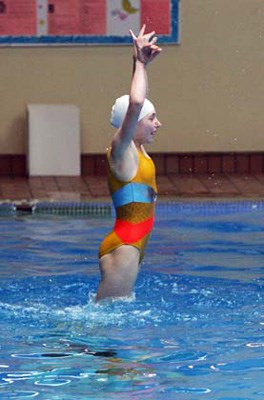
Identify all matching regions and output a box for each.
[110,94,155,128]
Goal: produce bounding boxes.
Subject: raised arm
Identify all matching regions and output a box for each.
[110,25,162,165]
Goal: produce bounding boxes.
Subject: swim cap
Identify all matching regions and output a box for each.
[110,94,155,128]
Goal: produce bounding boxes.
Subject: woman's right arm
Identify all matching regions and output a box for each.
[111,25,161,159]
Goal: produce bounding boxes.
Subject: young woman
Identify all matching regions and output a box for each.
[95,25,162,302]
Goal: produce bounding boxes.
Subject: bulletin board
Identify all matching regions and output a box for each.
[0,0,179,46]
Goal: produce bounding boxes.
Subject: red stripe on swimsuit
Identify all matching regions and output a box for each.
[114,216,154,244]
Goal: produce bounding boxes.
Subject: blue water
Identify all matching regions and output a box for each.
[0,201,263,399]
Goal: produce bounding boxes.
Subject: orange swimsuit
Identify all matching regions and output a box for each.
[99,147,157,261]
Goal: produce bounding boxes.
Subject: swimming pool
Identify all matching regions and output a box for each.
[0,201,263,399]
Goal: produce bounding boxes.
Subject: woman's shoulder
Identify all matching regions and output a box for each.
[108,141,139,182]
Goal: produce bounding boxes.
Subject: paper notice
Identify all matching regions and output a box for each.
[0,0,36,35]
[0,0,175,43]
[107,0,140,37]
[80,0,106,35]
[141,0,171,35]
[48,0,80,35]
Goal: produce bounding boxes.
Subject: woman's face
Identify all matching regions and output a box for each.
[134,112,162,145]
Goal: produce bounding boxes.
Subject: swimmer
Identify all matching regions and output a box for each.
[95,25,162,302]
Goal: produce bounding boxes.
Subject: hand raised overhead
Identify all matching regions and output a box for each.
[129,24,162,65]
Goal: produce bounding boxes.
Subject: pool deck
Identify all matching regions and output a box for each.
[1,173,264,204]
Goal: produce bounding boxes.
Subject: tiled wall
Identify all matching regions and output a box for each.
[0,155,26,176]
[81,153,264,176]
[0,153,264,176]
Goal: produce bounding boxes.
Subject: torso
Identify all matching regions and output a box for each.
[98,146,157,260]
[107,145,157,195]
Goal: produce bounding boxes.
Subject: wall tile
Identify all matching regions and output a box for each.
[236,154,250,173]
[1,153,264,177]
[179,155,193,173]
[193,155,208,173]
[250,154,263,173]
[222,154,236,173]
[165,154,179,174]
[0,156,12,175]
[208,154,222,173]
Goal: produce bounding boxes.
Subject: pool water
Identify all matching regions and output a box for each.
[0,201,263,399]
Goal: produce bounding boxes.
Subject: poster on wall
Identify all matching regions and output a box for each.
[0,0,179,46]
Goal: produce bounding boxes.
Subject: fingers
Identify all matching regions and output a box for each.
[151,44,162,53]
[149,36,158,46]
[139,24,146,36]
[149,45,162,59]
[129,29,137,41]
[145,31,156,42]
[130,26,156,42]
[129,25,162,63]
[151,47,162,59]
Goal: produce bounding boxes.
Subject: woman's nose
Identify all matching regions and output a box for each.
[156,118,162,127]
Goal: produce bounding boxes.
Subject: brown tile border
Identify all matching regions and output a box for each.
[250,154,263,173]
[1,152,264,176]
[0,155,26,176]
[160,152,264,175]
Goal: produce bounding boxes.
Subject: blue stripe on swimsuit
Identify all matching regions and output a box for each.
[112,182,157,208]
